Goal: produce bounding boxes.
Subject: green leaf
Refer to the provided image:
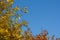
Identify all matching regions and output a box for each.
[22,6,28,13]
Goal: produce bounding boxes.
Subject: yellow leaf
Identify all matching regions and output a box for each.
[2,15,7,19]
[7,0,14,2]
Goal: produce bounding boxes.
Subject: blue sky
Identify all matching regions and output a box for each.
[14,0,60,37]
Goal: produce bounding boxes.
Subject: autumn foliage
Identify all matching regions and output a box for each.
[0,0,60,40]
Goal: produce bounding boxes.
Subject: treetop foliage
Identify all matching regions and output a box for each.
[0,0,60,40]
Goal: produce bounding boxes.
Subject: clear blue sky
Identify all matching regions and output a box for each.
[14,0,60,37]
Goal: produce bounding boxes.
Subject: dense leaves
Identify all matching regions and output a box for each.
[0,0,28,40]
